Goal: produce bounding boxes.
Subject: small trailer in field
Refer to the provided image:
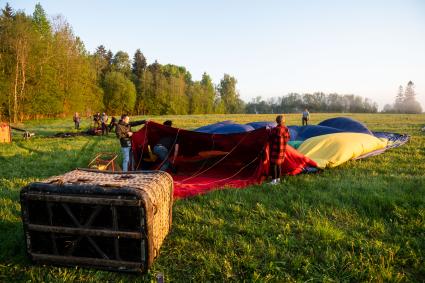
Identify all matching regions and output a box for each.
[11,125,35,139]
[0,122,35,142]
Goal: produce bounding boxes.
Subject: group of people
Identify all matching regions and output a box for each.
[72,112,118,135]
[93,112,118,135]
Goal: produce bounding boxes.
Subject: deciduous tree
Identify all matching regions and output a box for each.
[103,71,136,114]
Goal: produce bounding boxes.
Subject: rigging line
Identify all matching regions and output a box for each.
[179,133,216,179]
[135,122,149,170]
[178,155,260,186]
[177,130,253,183]
[176,134,269,186]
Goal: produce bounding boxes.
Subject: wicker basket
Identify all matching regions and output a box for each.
[20,169,173,273]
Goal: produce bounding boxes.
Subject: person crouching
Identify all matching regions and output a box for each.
[269,115,290,185]
[153,120,179,173]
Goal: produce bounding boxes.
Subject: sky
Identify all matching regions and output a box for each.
[5,0,425,109]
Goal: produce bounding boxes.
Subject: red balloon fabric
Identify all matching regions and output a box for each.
[132,121,317,198]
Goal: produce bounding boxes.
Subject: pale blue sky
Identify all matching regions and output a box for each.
[5,0,425,109]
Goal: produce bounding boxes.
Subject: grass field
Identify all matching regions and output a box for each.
[1,113,424,282]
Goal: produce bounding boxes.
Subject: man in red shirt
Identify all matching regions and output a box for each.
[269,115,290,185]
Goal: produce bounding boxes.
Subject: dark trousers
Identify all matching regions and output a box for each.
[108,122,116,132]
[74,122,80,129]
[102,122,108,135]
[302,117,308,126]
[270,162,281,179]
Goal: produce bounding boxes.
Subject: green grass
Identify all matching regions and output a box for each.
[1,114,424,282]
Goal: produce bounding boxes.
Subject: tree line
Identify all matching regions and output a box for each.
[0,3,103,122]
[246,92,379,114]
[0,3,244,122]
[382,81,422,114]
[2,3,420,122]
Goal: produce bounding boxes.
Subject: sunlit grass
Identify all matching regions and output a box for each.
[1,113,424,282]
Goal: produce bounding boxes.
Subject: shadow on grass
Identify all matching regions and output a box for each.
[0,138,101,264]
[1,138,101,180]
[0,136,126,273]
[0,185,28,265]
[0,218,27,264]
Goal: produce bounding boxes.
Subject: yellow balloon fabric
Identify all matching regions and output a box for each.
[297,133,388,169]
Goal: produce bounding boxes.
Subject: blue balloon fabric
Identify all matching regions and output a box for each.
[246,121,277,130]
[287,125,345,141]
[318,117,373,135]
[195,118,370,138]
[193,118,408,153]
[287,126,300,140]
[210,124,255,134]
[194,120,235,133]
[194,121,255,134]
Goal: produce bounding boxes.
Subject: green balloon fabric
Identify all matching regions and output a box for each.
[288,140,303,149]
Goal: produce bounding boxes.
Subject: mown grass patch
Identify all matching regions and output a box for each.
[0,113,424,282]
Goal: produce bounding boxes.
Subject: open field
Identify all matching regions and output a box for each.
[1,113,424,282]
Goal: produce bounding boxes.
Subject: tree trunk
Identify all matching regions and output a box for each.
[13,43,20,123]
[19,42,27,122]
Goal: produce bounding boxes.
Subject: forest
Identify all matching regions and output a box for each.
[0,3,421,123]
[246,92,379,114]
[0,3,245,122]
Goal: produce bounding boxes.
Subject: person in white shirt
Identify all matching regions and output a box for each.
[302,109,310,126]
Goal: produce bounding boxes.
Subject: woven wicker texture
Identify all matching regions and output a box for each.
[43,169,173,256]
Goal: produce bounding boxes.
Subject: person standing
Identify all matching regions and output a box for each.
[115,115,146,172]
[269,115,290,185]
[108,116,118,133]
[101,112,109,135]
[302,108,310,126]
[93,112,101,129]
[73,112,80,130]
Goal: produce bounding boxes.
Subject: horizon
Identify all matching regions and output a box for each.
[5,0,425,110]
